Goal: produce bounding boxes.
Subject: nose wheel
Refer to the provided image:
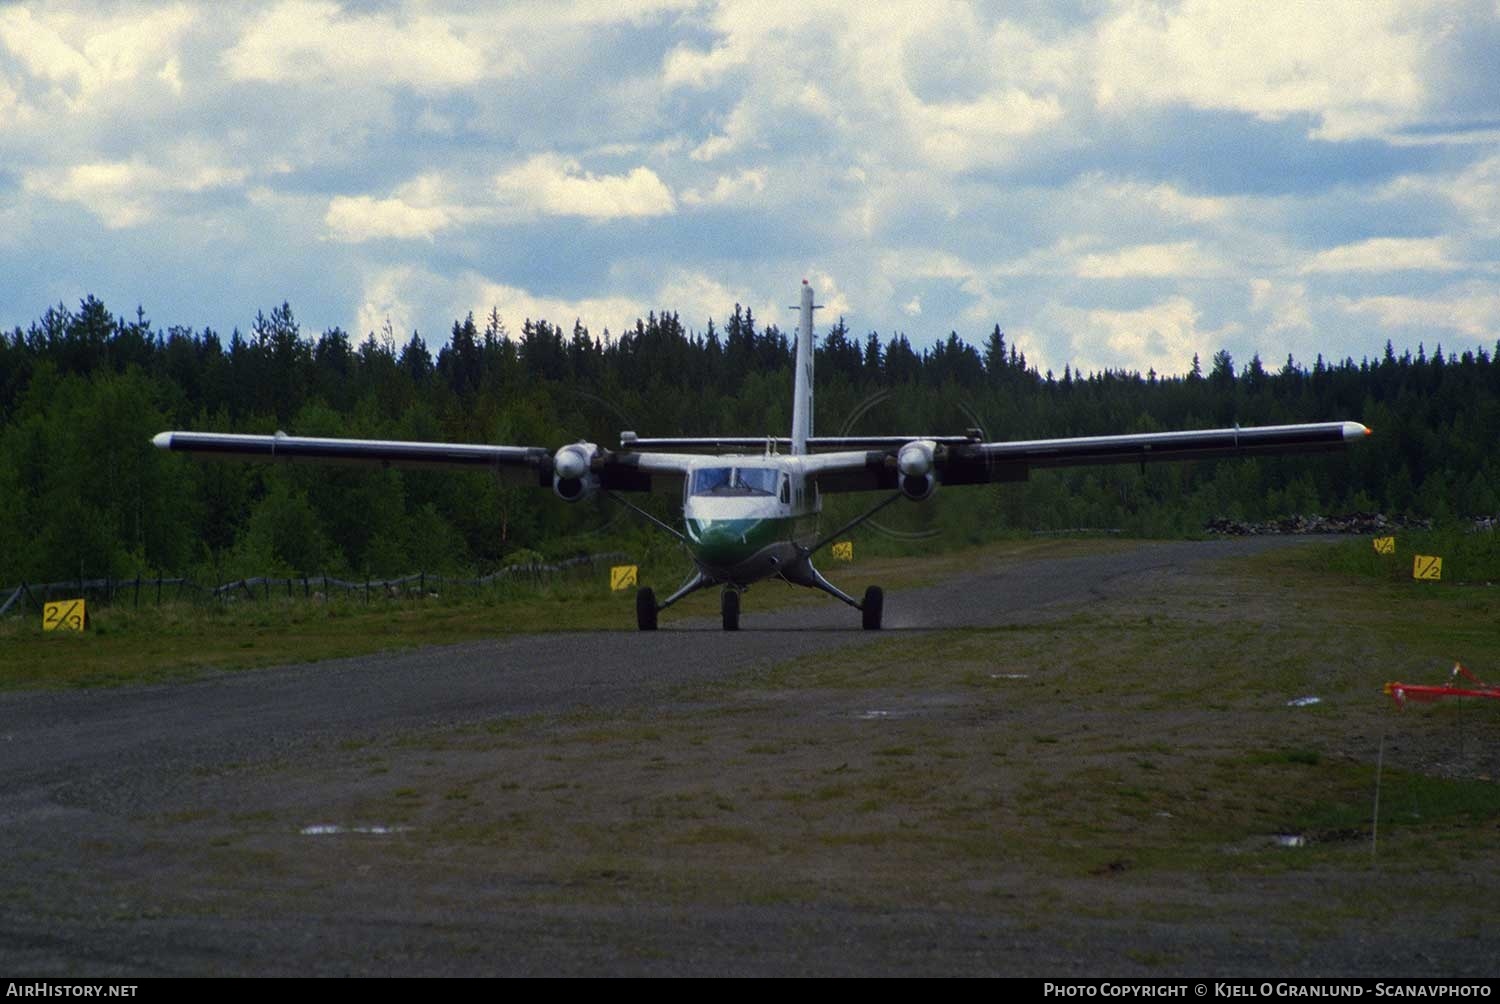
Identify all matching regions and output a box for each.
[721,588,740,631]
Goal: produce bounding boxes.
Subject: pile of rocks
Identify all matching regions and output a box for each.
[1205,513,1435,536]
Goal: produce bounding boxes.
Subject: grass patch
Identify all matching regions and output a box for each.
[0,536,1137,691]
[1315,527,1500,584]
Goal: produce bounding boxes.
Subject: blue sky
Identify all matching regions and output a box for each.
[3,0,1498,376]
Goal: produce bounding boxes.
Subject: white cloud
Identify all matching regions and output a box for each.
[224,1,496,89]
[1300,237,1461,274]
[666,2,1072,173]
[355,265,423,341]
[23,156,247,228]
[1093,0,1428,141]
[359,266,651,339]
[909,91,1066,172]
[1085,176,1232,223]
[1340,287,1500,338]
[157,57,184,96]
[1249,279,1313,333]
[0,4,195,113]
[802,269,852,321]
[0,76,21,127]
[902,296,922,317]
[1074,241,1222,279]
[494,155,675,221]
[651,271,778,329]
[681,168,767,207]
[326,198,451,243]
[355,264,783,345]
[1431,155,1500,235]
[662,44,744,89]
[1044,295,1238,377]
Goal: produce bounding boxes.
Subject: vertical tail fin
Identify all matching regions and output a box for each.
[791,280,815,455]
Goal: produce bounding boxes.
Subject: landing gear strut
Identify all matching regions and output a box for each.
[635,570,714,631]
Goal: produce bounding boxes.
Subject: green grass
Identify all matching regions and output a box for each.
[1318,526,1500,584]
[0,536,1135,690]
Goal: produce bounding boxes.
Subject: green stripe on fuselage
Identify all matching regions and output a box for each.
[685,515,811,568]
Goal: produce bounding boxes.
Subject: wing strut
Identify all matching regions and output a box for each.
[606,491,691,546]
[803,491,903,558]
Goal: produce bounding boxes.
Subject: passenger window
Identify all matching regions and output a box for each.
[780,476,790,504]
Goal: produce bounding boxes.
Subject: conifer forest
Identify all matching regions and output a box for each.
[1,295,1494,583]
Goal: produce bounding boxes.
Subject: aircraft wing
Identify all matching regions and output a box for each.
[803,420,1371,493]
[151,431,697,491]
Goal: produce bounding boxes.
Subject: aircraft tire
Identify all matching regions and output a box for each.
[636,587,658,631]
[721,589,740,631]
[861,586,883,630]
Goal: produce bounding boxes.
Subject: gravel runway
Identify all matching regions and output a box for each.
[2,537,1366,977]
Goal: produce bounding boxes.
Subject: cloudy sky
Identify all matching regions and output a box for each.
[3,0,1498,376]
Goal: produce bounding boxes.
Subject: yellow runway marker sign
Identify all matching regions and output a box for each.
[831,541,854,561]
[1412,555,1443,581]
[610,565,638,591]
[43,599,87,632]
[1373,536,1395,555]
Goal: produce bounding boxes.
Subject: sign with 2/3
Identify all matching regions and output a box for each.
[43,599,87,632]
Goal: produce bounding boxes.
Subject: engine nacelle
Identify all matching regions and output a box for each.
[897,439,935,478]
[899,471,936,501]
[552,442,600,502]
[897,439,937,500]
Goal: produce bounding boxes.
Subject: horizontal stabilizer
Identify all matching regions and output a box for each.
[619,432,980,453]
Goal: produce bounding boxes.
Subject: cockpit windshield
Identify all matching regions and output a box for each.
[691,466,779,497]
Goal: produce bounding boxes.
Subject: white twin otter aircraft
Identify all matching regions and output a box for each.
[154,281,1370,631]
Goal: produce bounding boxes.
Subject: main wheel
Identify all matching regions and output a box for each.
[721,589,740,631]
[636,586,658,631]
[861,585,883,630]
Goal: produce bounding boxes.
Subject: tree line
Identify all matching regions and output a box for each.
[1,295,1494,583]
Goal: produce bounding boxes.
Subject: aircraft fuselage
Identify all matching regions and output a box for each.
[681,458,819,586]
